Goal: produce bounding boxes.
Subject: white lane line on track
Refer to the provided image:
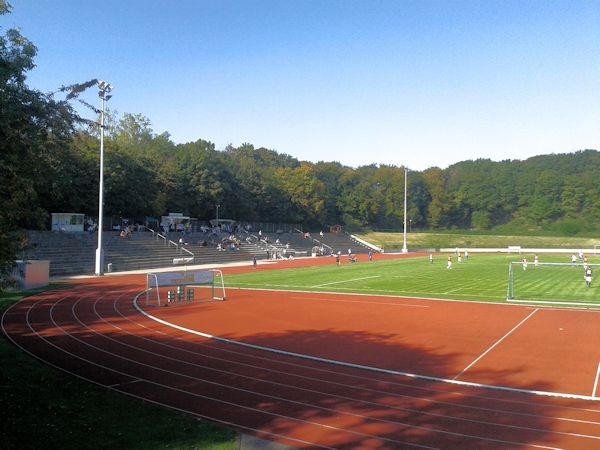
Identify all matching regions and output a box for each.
[1,292,596,448]
[98,298,563,437]
[129,297,600,446]
[453,308,539,380]
[133,295,600,405]
[289,296,429,308]
[58,294,570,448]
[593,362,600,398]
[108,379,143,388]
[76,310,446,448]
[61,295,444,449]
[109,295,600,428]
[312,275,381,288]
[46,295,349,449]
[10,299,332,450]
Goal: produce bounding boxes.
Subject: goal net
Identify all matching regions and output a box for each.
[145,269,226,306]
[507,261,600,306]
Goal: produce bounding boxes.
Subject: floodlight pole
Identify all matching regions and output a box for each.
[95,81,113,276]
[402,167,408,253]
[216,204,220,227]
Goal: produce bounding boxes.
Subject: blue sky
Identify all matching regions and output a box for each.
[5,0,600,170]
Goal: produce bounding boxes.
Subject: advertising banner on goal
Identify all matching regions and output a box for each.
[153,270,214,287]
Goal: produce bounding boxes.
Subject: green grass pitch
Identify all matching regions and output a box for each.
[225,254,600,307]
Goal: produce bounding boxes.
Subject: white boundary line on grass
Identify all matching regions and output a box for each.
[312,275,380,288]
[234,285,600,311]
[508,298,600,308]
[133,291,600,402]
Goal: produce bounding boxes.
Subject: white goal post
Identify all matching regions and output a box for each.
[145,269,226,306]
[507,261,600,306]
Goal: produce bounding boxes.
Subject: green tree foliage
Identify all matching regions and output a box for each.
[0,3,79,279]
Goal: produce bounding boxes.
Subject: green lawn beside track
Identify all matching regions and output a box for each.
[0,285,237,450]
[226,253,600,306]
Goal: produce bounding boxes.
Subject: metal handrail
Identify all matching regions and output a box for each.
[181,246,194,256]
[313,238,333,251]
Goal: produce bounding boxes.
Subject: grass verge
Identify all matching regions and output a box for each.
[0,285,237,450]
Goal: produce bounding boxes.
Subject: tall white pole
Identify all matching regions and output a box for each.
[402,167,408,253]
[95,95,106,276]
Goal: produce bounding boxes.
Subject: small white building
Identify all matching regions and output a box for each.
[51,213,85,232]
[160,213,197,233]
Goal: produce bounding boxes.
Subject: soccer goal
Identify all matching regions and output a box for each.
[507,261,600,306]
[145,269,226,306]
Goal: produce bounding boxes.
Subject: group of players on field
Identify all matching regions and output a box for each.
[438,250,594,287]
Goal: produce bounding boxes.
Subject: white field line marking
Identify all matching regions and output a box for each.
[133,296,600,403]
[289,296,429,308]
[230,283,504,299]
[593,362,600,398]
[443,286,466,294]
[454,308,539,380]
[108,378,143,388]
[312,275,381,288]
[121,297,600,425]
[508,298,600,307]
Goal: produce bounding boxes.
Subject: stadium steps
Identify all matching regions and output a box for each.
[259,232,373,255]
[24,230,269,277]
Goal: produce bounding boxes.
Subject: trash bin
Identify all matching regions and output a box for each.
[107,263,113,273]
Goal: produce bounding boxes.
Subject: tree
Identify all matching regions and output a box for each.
[0,3,79,282]
[422,167,451,228]
[273,163,326,225]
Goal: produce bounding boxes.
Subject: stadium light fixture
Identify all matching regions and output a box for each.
[95,80,113,276]
[402,167,408,253]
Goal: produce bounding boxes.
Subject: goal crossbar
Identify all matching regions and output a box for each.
[145,269,226,306]
[507,261,600,306]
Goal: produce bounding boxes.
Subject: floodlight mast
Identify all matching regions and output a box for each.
[402,167,408,253]
[95,80,113,276]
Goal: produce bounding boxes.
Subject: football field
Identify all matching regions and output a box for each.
[225,253,600,306]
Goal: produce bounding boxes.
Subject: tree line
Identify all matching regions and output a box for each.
[2,1,600,279]
[11,105,600,234]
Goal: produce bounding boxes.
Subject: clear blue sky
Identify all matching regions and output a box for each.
[5,0,600,170]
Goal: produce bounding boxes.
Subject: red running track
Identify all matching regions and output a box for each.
[4,257,600,449]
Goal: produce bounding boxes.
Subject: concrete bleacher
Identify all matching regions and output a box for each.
[254,231,374,257]
[22,229,376,278]
[24,230,268,277]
